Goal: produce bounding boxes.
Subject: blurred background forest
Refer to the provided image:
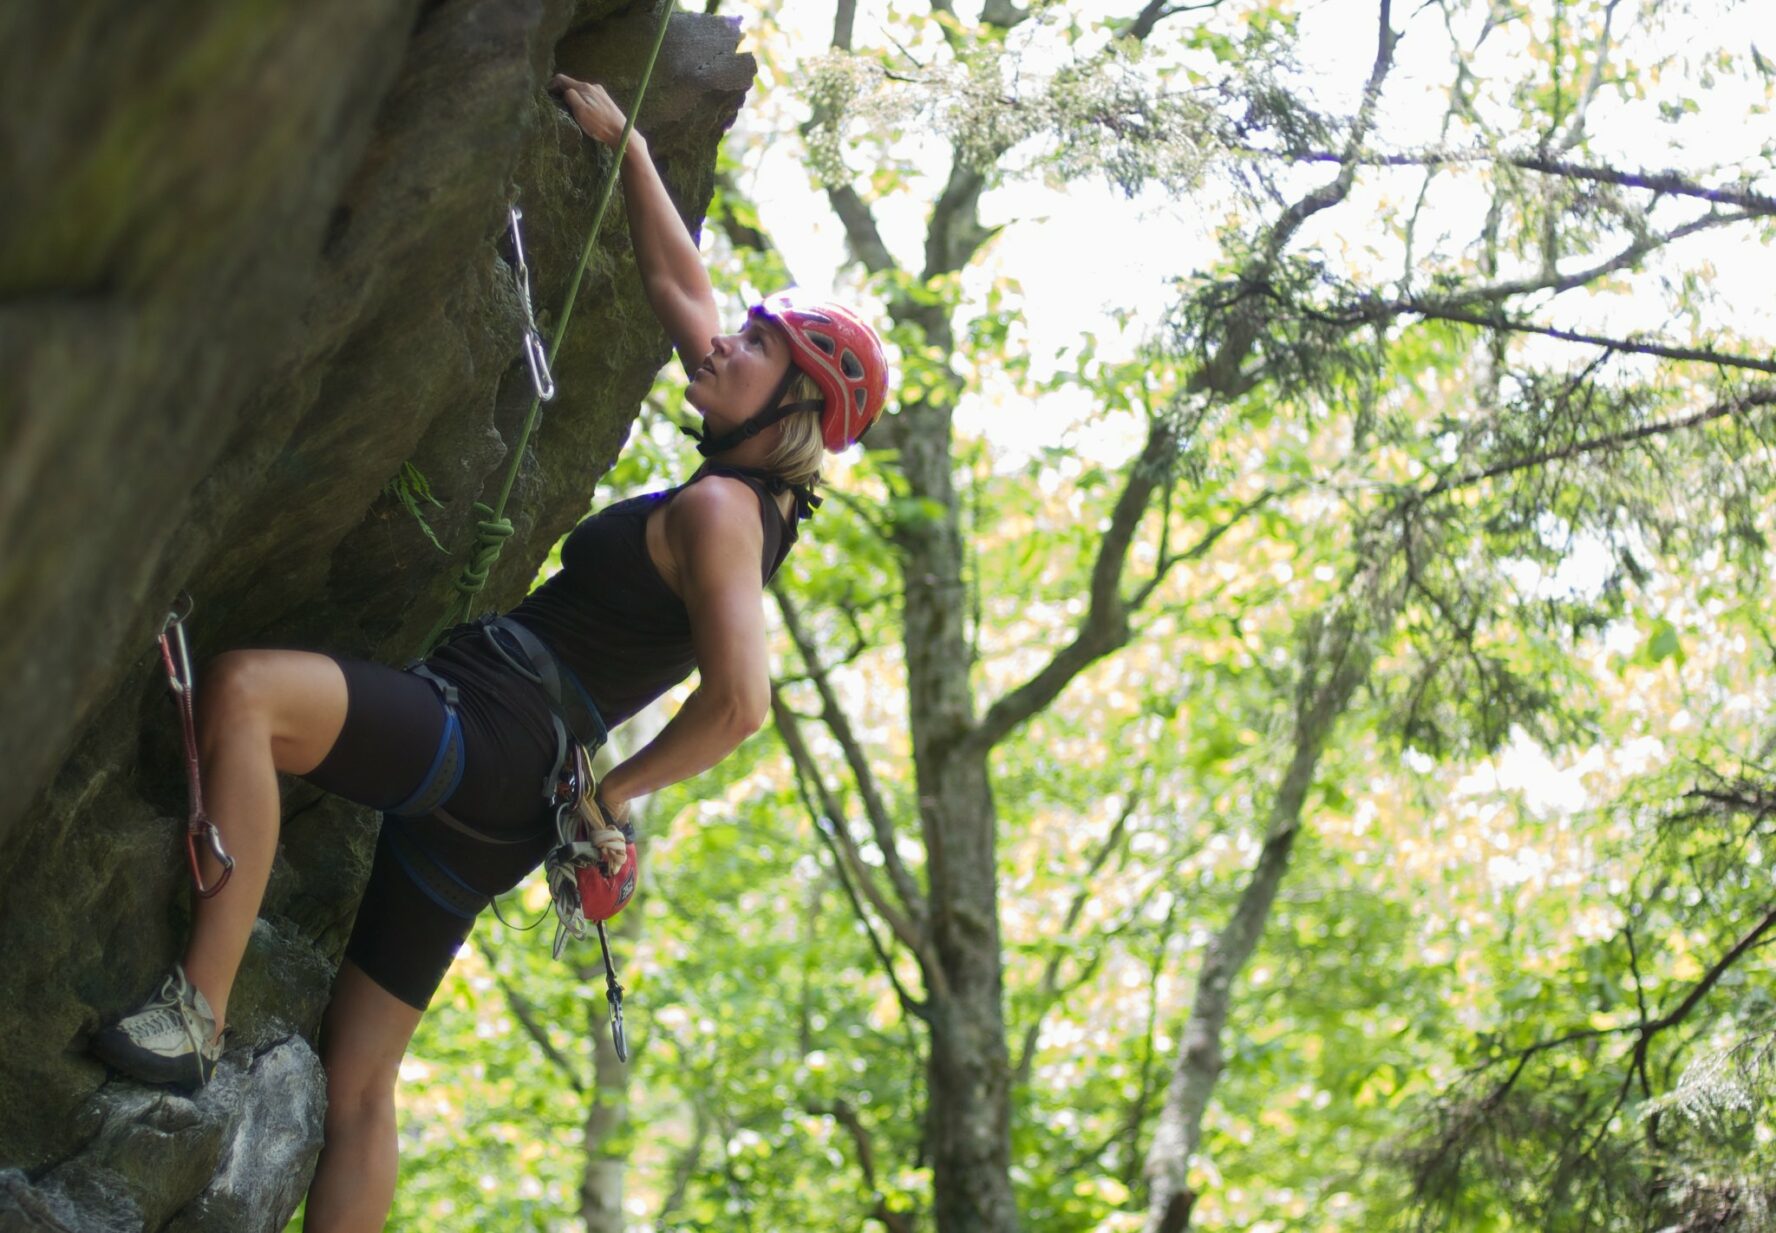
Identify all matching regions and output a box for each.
[329,0,1776,1229]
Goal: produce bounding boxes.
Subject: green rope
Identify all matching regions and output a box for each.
[421,0,677,655]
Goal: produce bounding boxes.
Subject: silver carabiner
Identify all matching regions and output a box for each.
[507,205,557,403]
[524,329,557,402]
[162,595,196,697]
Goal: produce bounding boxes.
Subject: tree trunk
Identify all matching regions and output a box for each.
[580,705,664,1233]
[924,757,1018,1233]
[580,986,631,1233]
[1143,605,1375,1233]
[894,390,1021,1233]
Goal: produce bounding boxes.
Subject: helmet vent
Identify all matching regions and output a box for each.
[853,387,867,411]
[807,330,837,356]
[840,350,865,380]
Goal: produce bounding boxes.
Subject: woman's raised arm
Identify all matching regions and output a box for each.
[551,75,720,376]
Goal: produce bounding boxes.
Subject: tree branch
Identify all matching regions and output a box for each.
[1125,0,1229,41]
[1142,591,1380,1233]
[1468,901,1776,1115]
[1271,147,1776,216]
[1012,790,1141,1084]
[1260,0,1398,266]
[474,936,586,1095]
[1396,307,1776,375]
[773,692,937,1014]
[965,430,1282,759]
[774,584,927,920]
[1402,384,1776,505]
[812,1098,918,1233]
[1192,0,1399,399]
[1282,208,1746,336]
[656,1101,710,1225]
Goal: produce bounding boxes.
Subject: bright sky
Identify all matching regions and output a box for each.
[725,0,1773,472]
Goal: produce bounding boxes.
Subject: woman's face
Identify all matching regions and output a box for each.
[685,316,794,431]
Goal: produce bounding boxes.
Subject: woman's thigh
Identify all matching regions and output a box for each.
[298,655,447,813]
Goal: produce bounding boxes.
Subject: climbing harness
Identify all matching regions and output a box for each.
[393,615,633,1060]
[156,597,234,898]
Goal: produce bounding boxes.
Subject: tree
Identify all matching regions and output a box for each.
[364,1,1776,1228]
[745,0,1776,1228]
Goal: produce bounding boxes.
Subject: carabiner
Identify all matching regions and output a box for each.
[597,920,628,1062]
[163,616,195,698]
[186,822,235,899]
[523,329,557,402]
[164,591,195,630]
[507,204,556,403]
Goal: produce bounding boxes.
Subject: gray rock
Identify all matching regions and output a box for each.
[161,1041,328,1233]
[0,0,751,1225]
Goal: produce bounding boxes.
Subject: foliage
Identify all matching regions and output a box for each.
[384,460,449,554]
[339,2,1776,1231]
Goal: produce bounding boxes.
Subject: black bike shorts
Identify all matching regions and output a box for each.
[301,634,565,1009]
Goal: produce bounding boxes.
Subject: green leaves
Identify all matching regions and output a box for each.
[383,460,448,553]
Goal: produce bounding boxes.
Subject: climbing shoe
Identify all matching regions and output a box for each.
[91,965,221,1093]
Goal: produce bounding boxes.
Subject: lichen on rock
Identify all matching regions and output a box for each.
[0,0,752,1226]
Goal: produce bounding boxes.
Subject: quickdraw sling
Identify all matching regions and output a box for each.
[157,596,235,898]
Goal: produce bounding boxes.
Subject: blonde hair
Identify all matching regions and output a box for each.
[762,369,826,489]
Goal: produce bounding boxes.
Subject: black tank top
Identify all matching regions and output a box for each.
[506,465,814,728]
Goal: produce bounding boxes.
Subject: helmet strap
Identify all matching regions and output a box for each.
[693,364,822,458]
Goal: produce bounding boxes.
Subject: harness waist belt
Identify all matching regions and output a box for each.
[481,616,608,751]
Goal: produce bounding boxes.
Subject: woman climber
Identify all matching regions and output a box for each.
[91,75,888,1231]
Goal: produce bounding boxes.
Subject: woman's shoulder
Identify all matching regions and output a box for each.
[663,472,766,534]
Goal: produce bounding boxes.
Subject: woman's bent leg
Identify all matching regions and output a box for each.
[183,650,349,1033]
[304,961,425,1233]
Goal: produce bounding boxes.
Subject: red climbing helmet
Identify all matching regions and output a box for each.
[750,291,890,450]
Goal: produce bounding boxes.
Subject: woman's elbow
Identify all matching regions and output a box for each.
[735,688,771,738]
[709,683,770,739]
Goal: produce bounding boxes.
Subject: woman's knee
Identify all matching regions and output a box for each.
[197,650,348,774]
[322,1056,399,1138]
[318,962,424,1136]
[198,651,274,732]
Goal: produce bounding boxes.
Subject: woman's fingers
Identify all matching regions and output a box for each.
[548,75,628,145]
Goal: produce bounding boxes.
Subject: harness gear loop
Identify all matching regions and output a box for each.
[507,204,556,403]
[419,0,676,657]
[157,599,234,898]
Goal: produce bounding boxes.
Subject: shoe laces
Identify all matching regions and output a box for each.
[126,967,218,1054]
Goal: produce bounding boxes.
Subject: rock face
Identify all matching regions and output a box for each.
[0,1,751,1227]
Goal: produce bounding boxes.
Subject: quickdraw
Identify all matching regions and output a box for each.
[506,204,556,404]
[157,597,235,898]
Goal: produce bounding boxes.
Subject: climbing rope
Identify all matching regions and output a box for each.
[420,0,676,655]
